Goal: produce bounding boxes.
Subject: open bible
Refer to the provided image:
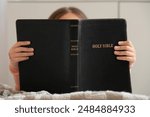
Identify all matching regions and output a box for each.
[16,19,132,93]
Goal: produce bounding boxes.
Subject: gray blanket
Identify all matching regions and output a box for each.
[0,84,149,100]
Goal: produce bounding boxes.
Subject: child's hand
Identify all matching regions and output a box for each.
[9,41,34,68]
[114,40,136,68]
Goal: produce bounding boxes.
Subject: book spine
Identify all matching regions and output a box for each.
[69,21,79,91]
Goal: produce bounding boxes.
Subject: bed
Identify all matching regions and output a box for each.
[0,83,149,100]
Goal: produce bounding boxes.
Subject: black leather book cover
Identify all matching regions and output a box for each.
[16,20,79,93]
[16,19,131,93]
[78,19,132,92]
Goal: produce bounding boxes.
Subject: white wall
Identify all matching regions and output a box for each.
[4,0,150,95]
[120,2,150,95]
[0,0,10,86]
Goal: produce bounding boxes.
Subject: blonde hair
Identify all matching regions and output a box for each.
[48,7,87,19]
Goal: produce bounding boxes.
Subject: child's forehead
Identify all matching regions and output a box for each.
[59,12,80,20]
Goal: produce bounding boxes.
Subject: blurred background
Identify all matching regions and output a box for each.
[0,0,150,95]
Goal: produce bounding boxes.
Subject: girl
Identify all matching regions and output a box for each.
[9,7,136,90]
